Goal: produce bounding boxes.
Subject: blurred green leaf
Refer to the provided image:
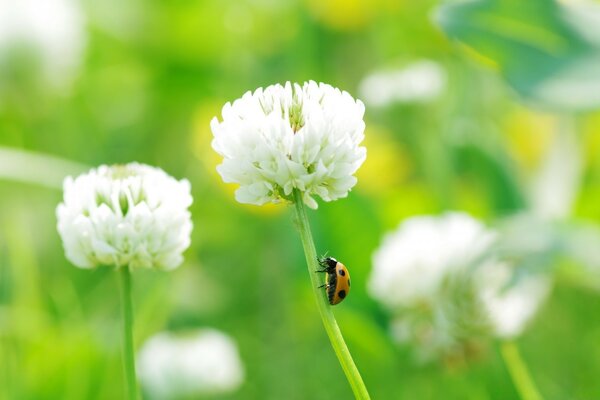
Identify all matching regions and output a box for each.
[435,0,600,111]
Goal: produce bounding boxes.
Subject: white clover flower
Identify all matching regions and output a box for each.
[368,212,495,309]
[56,163,193,270]
[368,212,553,356]
[137,329,245,399]
[210,81,366,209]
[358,60,446,108]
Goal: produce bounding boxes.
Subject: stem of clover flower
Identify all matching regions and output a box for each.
[501,341,543,400]
[292,189,371,400]
[119,265,139,400]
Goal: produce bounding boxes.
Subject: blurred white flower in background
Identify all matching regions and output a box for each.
[0,0,85,88]
[137,329,245,399]
[358,60,446,108]
[368,212,551,361]
[56,163,193,270]
[211,81,366,209]
[368,213,495,309]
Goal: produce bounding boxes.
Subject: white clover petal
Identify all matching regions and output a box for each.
[137,329,245,399]
[211,81,366,209]
[56,163,193,270]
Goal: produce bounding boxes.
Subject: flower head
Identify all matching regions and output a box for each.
[210,81,366,209]
[368,212,551,362]
[56,163,193,270]
[137,329,245,398]
[368,212,495,309]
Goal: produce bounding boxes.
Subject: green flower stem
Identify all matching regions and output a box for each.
[292,189,371,400]
[119,266,139,400]
[501,341,543,400]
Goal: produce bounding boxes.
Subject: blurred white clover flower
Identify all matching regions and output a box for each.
[137,329,245,399]
[210,81,366,209]
[56,163,193,270]
[358,60,446,108]
[368,213,495,309]
[368,212,551,360]
[0,0,85,88]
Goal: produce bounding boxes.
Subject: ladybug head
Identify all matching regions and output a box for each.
[323,257,338,269]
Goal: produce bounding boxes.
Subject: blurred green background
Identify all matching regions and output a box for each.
[1,0,600,399]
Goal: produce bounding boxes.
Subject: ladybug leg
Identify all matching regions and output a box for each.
[316,255,331,269]
[315,261,328,273]
[316,259,326,271]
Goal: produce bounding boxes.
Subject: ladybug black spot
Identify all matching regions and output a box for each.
[338,269,346,276]
[338,290,346,299]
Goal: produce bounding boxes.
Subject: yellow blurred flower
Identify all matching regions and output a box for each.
[304,0,399,31]
[503,107,556,172]
[356,124,411,195]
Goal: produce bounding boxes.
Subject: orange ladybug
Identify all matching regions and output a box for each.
[317,256,351,305]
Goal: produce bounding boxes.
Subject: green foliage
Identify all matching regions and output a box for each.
[436,0,600,111]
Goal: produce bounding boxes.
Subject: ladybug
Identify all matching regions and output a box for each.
[317,256,351,305]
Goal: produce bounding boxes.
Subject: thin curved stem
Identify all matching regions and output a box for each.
[501,341,543,400]
[292,189,370,399]
[119,266,139,400]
